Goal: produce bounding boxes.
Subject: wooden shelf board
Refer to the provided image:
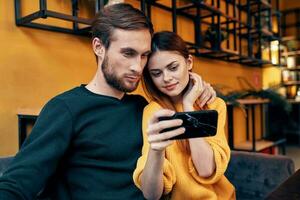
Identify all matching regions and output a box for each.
[235,139,283,151]
[283,81,300,86]
[17,108,41,116]
[237,98,270,105]
[282,51,300,57]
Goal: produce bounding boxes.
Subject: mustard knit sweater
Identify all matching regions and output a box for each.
[133,97,236,200]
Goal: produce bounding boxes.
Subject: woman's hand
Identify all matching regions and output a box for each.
[182,72,216,111]
[140,109,185,200]
[147,109,185,152]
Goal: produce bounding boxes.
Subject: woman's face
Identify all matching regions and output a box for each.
[147,50,192,99]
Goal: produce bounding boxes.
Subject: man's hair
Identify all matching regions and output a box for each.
[91,3,154,49]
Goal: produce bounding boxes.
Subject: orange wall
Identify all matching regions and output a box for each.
[0,1,96,156]
[1,0,265,156]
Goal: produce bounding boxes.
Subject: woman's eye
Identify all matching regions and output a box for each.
[169,65,178,71]
[150,72,161,77]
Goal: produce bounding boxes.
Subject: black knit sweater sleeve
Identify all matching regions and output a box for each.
[0,98,73,200]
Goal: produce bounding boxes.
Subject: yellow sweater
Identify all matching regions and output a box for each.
[133,97,235,200]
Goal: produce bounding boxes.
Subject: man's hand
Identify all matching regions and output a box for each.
[197,79,216,108]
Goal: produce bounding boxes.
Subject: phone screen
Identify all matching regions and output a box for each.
[158,110,218,140]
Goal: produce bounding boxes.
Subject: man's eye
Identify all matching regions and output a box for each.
[123,52,134,57]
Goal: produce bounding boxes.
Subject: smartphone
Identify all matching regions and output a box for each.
[158,110,218,140]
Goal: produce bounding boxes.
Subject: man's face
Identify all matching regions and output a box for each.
[101,29,151,92]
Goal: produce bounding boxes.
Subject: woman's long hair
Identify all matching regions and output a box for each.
[142,31,202,153]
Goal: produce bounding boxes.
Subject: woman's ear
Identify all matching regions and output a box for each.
[187,54,193,71]
[92,37,105,61]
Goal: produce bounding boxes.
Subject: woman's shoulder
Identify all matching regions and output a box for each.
[206,97,226,111]
[144,101,163,114]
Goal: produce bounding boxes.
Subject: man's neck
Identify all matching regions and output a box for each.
[86,70,125,100]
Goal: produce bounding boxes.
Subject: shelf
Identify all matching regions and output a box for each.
[239,0,272,13]
[282,51,300,57]
[14,0,103,36]
[239,28,279,40]
[287,99,300,104]
[17,108,41,116]
[282,81,300,86]
[142,0,280,67]
[281,67,300,71]
[282,36,299,42]
[234,139,285,152]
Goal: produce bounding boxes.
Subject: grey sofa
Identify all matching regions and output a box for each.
[0,151,295,200]
[225,151,295,200]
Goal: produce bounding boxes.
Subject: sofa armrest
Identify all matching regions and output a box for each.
[225,150,295,200]
[0,156,14,177]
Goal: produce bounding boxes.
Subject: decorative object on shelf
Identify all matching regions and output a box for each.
[280,8,300,99]
[14,0,105,36]
[204,24,229,50]
[106,0,124,6]
[286,39,298,52]
[140,0,281,67]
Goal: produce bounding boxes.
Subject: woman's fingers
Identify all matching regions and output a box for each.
[150,140,174,151]
[148,127,185,143]
[147,119,183,135]
[148,109,175,125]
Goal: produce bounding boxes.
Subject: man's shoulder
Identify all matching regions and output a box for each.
[39,86,82,112]
[54,86,82,100]
[126,94,148,107]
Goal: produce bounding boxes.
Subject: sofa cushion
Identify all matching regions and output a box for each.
[225,151,295,200]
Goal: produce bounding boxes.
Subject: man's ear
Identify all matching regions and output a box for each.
[187,54,193,71]
[92,37,105,61]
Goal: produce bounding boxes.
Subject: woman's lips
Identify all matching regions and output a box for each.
[164,83,178,91]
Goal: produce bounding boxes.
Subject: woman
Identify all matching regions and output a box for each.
[133,31,235,200]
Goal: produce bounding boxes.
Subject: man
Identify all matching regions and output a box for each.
[0,3,216,200]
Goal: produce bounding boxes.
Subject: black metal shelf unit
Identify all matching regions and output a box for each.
[280,8,300,99]
[237,0,281,66]
[281,8,300,40]
[14,0,106,36]
[141,0,281,67]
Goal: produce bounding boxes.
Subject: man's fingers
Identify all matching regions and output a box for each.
[207,89,216,104]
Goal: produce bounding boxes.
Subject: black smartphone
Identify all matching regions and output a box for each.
[158,110,218,140]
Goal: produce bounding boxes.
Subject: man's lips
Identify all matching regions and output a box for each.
[125,75,140,82]
[164,83,178,91]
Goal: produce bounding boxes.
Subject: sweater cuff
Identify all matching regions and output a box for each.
[187,145,226,185]
[132,158,176,195]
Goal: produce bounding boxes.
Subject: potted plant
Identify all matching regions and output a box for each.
[214,77,292,140]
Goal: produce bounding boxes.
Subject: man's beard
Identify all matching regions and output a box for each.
[101,56,139,93]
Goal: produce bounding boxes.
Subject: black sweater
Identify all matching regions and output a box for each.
[0,85,147,200]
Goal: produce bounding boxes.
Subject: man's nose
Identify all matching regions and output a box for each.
[130,57,143,74]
